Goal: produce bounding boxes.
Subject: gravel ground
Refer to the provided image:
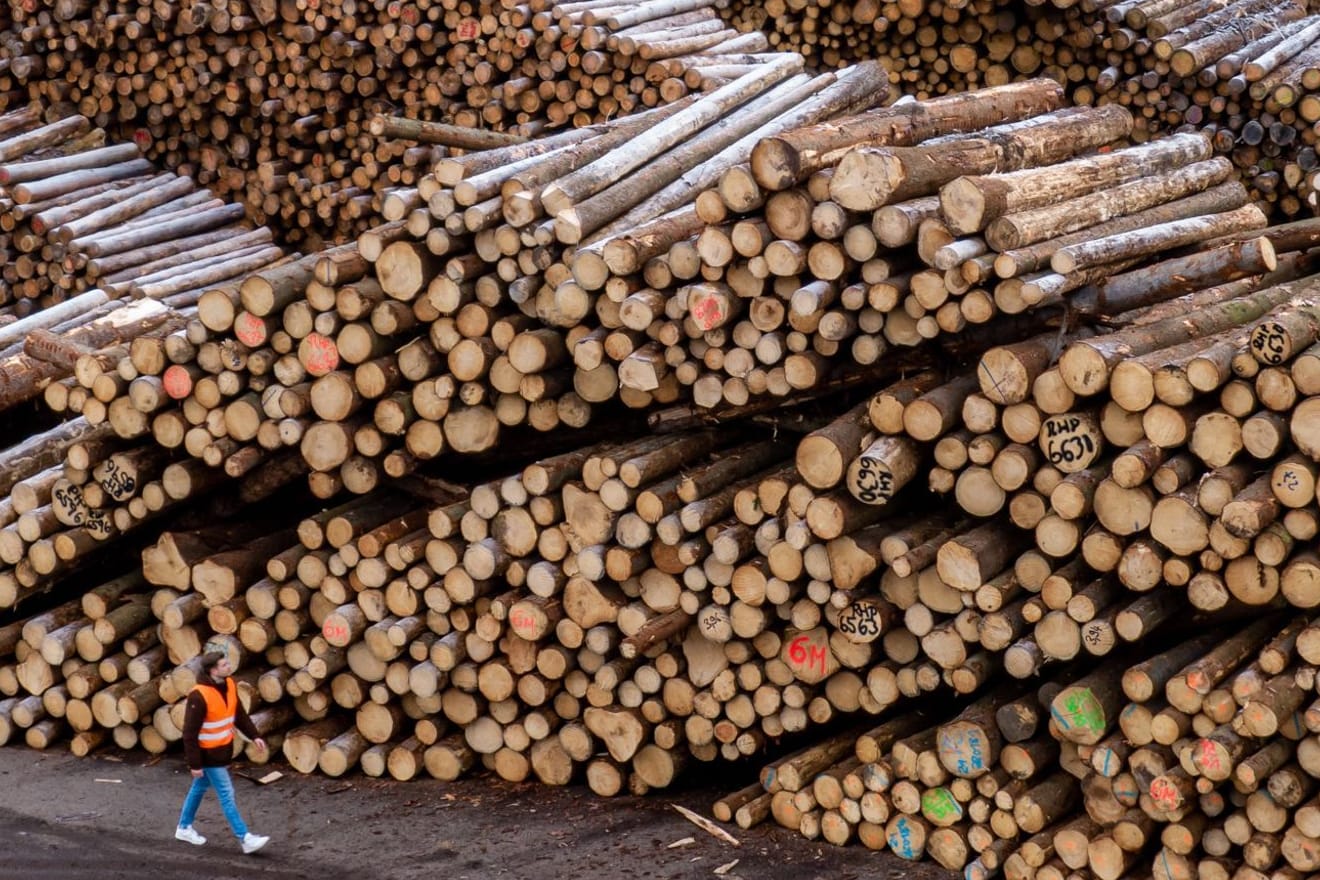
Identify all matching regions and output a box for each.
[0,747,947,880]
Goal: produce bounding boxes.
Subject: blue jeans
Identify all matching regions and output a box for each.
[178,766,248,839]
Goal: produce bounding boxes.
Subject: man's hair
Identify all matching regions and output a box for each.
[201,651,227,675]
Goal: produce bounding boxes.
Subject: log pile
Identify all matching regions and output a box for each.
[594,87,1274,414]
[0,102,289,424]
[719,0,1320,231]
[70,59,909,499]
[0,433,867,784]
[701,158,1320,876]
[1037,0,1320,221]
[0,0,790,248]
[0,100,296,644]
[3,31,1320,880]
[716,0,1088,95]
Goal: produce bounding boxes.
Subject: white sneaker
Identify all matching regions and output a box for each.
[241,832,269,854]
[175,826,206,846]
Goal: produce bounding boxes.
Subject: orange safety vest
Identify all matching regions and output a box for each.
[192,678,237,748]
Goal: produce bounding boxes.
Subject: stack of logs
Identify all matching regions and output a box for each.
[1,0,794,247]
[713,0,1320,224]
[0,99,296,641]
[6,46,1320,880]
[593,81,1269,415]
[105,76,1264,501]
[0,101,293,425]
[73,58,915,500]
[717,0,1099,98]
[736,608,1320,880]
[1035,0,1320,221]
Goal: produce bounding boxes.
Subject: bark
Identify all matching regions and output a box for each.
[944,132,1214,234]
[936,520,1031,592]
[553,73,827,244]
[434,102,689,185]
[368,116,527,150]
[1052,202,1266,275]
[750,79,1064,192]
[831,106,1132,212]
[993,183,1256,279]
[1073,237,1277,323]
[542,56,803,213]
[1165,616,1285,713]
[1060,280,1306,396]
[1171,8,1303,76]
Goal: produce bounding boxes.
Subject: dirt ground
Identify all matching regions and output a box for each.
[0,747,947,880]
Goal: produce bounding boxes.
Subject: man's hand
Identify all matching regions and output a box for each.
[191,768,203,778]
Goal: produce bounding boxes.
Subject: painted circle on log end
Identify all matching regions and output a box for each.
[1050,687,1107,744]
[233,312,268,348]
[301,333,340,376]
[161,365,194,399]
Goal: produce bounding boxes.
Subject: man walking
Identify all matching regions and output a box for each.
[174,650,270,855]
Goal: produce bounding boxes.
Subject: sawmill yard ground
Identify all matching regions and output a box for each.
[0,747,944,880]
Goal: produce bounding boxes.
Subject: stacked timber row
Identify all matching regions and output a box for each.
[85,60,906,499]
[810,218,1320,663]
[715,0,1093,93]
[0,434,881,785]
[708,178,1320,873]
[735,615,1320,880]
[0,421,241,666]
[0,102,291,424]
[2,91,1309,807]
[0,365,345,752]
[7,52,1320,880]
[1053,0,1320,220]
[0,99,297,625]
[2,0,787,247]
[589,84,1270,414]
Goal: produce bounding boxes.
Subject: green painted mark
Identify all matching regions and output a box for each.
[921,787,962,823]
[1052,688,1105,739]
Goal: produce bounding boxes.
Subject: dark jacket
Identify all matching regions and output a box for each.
[182,673,262,770]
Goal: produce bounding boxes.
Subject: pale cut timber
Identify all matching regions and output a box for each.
[993,181,1261,280]
[553,72,825,244]
[434,103,690,186]
[576,61,892,251]
[796,399,871,490]
[936,521,1030,591]
[1058,279,1308,396]
[846,435,922,506]
[978,331,1086,407]
[1069,237,1277,321]
[541,55,804,215]
[368,116,527,150]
